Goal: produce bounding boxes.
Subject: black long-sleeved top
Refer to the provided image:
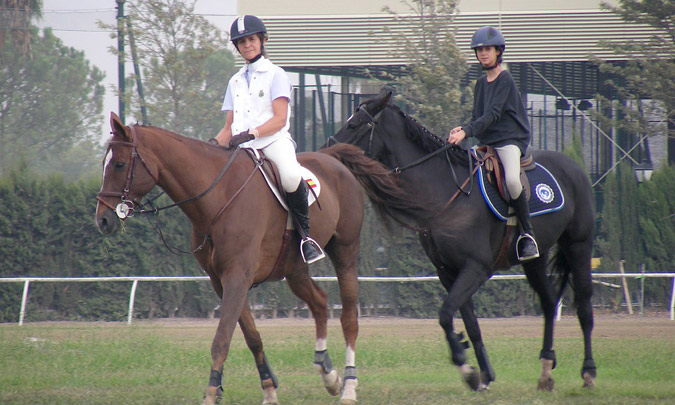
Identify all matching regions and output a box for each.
[462,70,530,155]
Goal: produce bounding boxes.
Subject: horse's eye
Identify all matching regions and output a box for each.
[114,161,127,170]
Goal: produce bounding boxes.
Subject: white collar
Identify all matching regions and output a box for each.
[246,56,271,73]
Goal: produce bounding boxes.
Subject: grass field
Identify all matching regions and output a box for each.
[1,315,674,404]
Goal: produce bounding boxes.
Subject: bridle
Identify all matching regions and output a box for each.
[327,105,382,156]
[328,104,476,201]
[96,126,159,219]
[96,125,259,253]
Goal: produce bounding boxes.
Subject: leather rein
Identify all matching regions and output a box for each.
[96,126,262,253]
[328,105,479,211]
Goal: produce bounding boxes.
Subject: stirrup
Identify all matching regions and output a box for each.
[516,233,540,262]
[300,237,326,264]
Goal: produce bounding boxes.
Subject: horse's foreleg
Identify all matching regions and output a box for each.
[459,300,494,391]
[523,255,558,392]
[239,301,279,404]
[439,265,489,391]
[202,279,249,405]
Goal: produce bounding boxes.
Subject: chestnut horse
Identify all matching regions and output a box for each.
[95,113,415,404]
[328,88,597,392]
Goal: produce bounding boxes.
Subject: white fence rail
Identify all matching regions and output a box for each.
[2,273,674,325]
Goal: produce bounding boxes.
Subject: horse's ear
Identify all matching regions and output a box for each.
[110,112,131,141]
[378,86,395,107]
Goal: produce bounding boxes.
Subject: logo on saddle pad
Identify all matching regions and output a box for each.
[478,163,564,221]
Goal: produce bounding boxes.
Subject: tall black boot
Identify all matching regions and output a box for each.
[286,180,326,264]
[513,191,540,261]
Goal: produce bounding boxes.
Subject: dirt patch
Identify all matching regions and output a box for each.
[101,314,675,341]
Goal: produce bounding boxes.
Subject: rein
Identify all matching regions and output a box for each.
[335,104,475,200]
[97,126,261,253]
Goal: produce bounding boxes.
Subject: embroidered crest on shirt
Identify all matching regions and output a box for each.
[258,90,264,97]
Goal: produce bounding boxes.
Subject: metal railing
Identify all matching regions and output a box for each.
[2,273,674,325]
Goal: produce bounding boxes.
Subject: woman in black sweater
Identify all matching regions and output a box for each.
[447,26,539,262]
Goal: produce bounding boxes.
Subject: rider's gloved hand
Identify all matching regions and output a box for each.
[228,131,255,148]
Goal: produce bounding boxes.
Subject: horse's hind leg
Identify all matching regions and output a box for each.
[331,247,360,405]
[285,272,342,397]
[460,299,495,390]
[522,253,558,392]
[239,301,279,404]
[563,240,596,388]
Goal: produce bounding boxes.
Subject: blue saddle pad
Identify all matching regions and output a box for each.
[477,163,564,221]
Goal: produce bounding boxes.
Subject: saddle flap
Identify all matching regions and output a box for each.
[245,148,320,211]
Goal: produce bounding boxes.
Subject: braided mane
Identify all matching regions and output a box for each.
[388,104,468,164]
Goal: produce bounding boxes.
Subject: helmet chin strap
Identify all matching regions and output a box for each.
[247,53,263,63]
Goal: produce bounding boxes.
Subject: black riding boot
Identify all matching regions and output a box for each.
[287,180,326,264]
[513,191,540,262]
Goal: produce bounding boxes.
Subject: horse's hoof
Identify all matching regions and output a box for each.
[582,372,595,388]
[321,369,342,396]
[340,399,357,405]
[326,374,343,396]
[537,377,555,392]
[459,364,481,391]
[476,383,490,392]
[202,386,219,405]
[262,401,279,405]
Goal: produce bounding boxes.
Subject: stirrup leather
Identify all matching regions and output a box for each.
[300,237,326,264]
[516,233,540,261]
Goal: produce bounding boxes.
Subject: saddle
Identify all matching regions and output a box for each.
[242,148,322,286]
[472,145,535,203]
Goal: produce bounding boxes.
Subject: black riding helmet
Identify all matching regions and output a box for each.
[230,15,267,43]
[470,26,505,69]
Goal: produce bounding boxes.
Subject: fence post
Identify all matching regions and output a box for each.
[128,279,138,325]
[19,280,30,326]
[619,261,633,315]
[670,277,675,321]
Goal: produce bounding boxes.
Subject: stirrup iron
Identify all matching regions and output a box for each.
[516,233,540,261]
[300,237,325,264]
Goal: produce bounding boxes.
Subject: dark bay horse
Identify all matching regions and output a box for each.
[329,88,597,392]
[95,112,411,405]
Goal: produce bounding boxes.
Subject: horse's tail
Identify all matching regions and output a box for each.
[320,144,429,229]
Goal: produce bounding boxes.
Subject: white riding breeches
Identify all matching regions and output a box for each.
[261,138,303,193]
[494,144,523,200]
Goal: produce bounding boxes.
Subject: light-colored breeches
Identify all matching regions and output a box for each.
[494,144,523,200]
[261,138,303,193]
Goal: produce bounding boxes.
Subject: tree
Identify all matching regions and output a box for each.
[0,26,105,178]
[0,0,40,59]
[382,0,472,136]
[594,0,675,165]
[108,0,236,139]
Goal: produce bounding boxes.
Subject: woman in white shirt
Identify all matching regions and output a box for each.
[212,15,324,264]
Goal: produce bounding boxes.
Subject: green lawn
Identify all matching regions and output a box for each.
[1,316,673,404]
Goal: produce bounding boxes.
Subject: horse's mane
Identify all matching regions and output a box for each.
[387,104,469,164]
[133,124,219,150]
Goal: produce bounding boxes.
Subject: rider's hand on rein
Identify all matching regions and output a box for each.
[228,131,255,148]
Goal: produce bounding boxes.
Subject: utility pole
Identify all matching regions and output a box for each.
[116,0,126,124]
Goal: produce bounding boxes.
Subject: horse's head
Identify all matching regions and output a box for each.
[95,112,159,234]
[330,87,396,163]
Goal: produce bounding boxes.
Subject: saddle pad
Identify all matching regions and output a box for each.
[478,163,564,221]
[247,148,320,211]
